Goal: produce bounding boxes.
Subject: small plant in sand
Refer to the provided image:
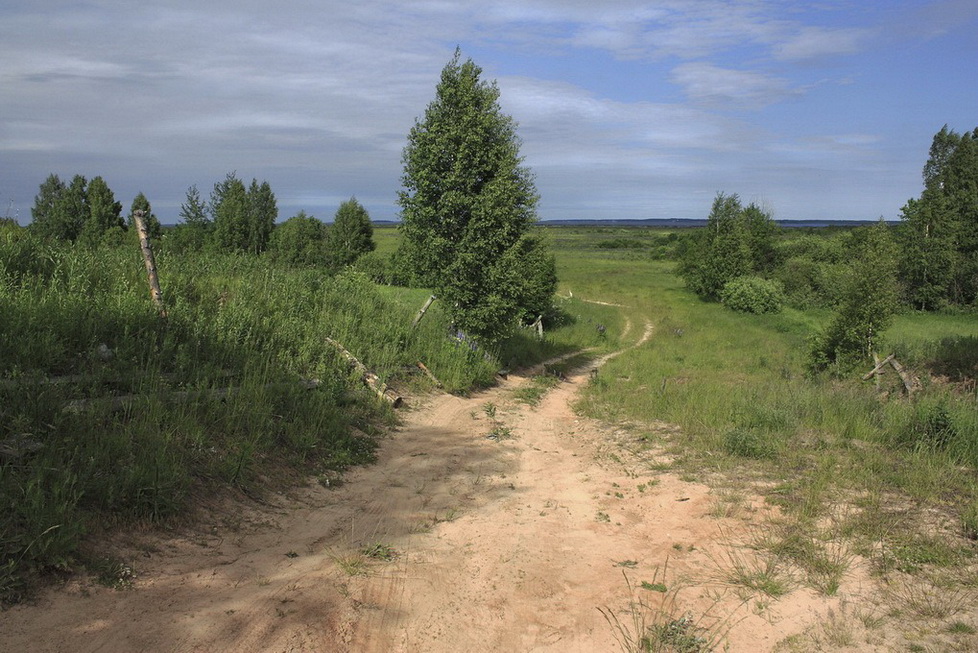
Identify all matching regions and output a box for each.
[600,564,732,653]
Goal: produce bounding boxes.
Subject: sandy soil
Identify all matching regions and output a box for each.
[1,330,897,652]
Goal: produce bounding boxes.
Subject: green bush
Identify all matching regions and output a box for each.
[719,276,785,314]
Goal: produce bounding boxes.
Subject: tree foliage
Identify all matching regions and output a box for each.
[209,173,277,254]
[397,49,556,340]
[78,176,124,247]
[329,197,375,269]
[678,193,779,300]
[128,192,162,241]
[267,211,329,267]
[30,174,88,242]
[809,221,899,374]
[168,184,211,253]
[29,174,66,240]
[899,125,978,307]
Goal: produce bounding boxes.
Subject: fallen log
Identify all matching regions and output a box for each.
[861,354,895,381]
[325,337,403,407]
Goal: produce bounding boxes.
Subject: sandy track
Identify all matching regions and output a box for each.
[0,327,854,652]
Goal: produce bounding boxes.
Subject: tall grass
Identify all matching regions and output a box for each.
[555,233,978,558]
[0,225,620,602]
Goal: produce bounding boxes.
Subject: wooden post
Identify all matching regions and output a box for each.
[411,295,437,329]
[133,209,166,317]
[533,314,544,339]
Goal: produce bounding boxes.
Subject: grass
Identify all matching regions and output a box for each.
[543,224,978,644]
[600,566,730,653]
[0,228,613,603]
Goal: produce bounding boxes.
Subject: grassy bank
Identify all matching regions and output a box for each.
[0,227,618,602]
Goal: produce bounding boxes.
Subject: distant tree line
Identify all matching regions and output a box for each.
[25,171,375,272]
[29,173,162,247]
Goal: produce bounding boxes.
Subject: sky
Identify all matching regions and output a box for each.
[1,1,976,225]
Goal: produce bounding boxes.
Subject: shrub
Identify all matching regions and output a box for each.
[720,276,785,314]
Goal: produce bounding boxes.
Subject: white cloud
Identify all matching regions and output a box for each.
[0,0,955,223]
[774,26,871,60]
[670,62,798,108]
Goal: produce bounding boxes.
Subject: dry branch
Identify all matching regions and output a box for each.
[416,361,443,388]
[861,354,920,396]
[411,295,437,329]
[325,337,403,407]
[862,354,895,381]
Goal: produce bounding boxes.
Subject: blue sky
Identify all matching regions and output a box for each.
[1,0,975,224]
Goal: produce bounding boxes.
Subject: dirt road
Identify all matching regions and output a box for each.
[1,331,854,652]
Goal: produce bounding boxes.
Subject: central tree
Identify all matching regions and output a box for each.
[398,49,555,341]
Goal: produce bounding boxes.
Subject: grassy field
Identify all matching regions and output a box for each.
[3,221,977,620]
[547,225,978,620]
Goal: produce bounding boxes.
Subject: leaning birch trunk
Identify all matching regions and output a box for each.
[132,209,166,317]
[862,354,895,381]
[870,352,882,392]
[325,337,403,407]
[889,357,920,396]
[411,295,437,329]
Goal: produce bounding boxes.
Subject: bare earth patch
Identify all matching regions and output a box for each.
[2,331,973,652]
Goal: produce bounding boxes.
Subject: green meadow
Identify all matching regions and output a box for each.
[2,221,977,607]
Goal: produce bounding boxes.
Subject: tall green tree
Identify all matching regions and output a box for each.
[211,173,250,252]
[810,221,900,374]
[78,176,124,246]
[209,173,277,254]
[329,197,375,268]
[168,184,211,252]
[942,129,978,302]
[397,49,556,339]
[267,210,329,267]
[29,173,66,240]
[898,188,957,310]
[678,193,777,300]
[898,125,978,306]
[922,124,961,191]
[246,179,277,254]
[46,174,89,242]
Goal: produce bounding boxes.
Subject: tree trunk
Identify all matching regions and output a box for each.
[411,295,437,329]
[133,209,166,317]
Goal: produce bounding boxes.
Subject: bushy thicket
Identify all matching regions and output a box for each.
[720,276,785,314]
